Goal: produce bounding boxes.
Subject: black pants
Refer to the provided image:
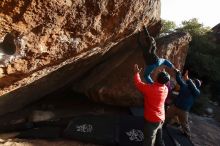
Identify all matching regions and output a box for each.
[137,31,159,65]
[144,120,165,146]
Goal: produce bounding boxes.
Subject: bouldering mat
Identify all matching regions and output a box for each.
[16,127,62,139]
[63,115,118,146]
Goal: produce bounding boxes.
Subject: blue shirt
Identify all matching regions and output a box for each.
[174,72,200,111]
[144,58,173,84]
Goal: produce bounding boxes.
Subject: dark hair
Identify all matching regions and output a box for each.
[157,71,170,84]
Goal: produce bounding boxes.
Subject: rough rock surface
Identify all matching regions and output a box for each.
[212,23,220,43]
[72,32,191,106]
[0,0,161,115]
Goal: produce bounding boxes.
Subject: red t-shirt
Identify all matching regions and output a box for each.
[134,73,168,122]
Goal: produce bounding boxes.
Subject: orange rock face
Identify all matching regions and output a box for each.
[0,0,161,115]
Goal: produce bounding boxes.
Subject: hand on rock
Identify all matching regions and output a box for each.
[134,64,142,73]
[174,68,180,73]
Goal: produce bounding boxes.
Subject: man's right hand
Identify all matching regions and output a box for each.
[174,68,180,73]
[134,64,142,73]
[183,70,189,80]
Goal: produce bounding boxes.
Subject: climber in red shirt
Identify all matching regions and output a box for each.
[134,64,171,146]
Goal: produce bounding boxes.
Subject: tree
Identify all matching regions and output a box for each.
[177,18,211,36]
[161,19,220,102]
[160,19,176,34]
[177,18,220,102]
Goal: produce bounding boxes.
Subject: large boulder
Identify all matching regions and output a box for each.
[0,0,161,115]
[72,32,192,106]
[212,23,220,44]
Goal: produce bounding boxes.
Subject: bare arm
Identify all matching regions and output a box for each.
[134,64,149,94]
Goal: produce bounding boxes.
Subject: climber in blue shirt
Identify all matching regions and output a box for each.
[137,26,175,84]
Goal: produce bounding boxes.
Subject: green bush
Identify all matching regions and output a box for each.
[162,18,220,103]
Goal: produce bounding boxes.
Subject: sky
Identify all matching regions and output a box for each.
[161,0,220,28]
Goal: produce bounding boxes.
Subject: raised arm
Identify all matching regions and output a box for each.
[134,73,147,94]
[163,59,174,68]
[187,79,200,97]
[143,26,151,37]
[138,26,157,54]
[143,26,156,47]
[175,70,186,87]
[134,64,149,94]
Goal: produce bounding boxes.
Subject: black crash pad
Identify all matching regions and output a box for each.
[16,127,62,139]
[63,115,118,145]
[129,107,144,117]
[12,115,194,146]
[118,116,144,146]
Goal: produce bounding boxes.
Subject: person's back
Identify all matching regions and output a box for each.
[174,84,195,111]
[134,74,168,122]
[174,71,200,111]
[142,82,168,122]
[134,64,171,146]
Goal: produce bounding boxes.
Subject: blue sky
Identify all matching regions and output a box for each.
[161,0,220,28]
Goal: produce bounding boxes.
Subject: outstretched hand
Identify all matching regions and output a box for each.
[174,68,180,73]
[172,66,180,73]
[134,64,142,73]
[184,70,189,80]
